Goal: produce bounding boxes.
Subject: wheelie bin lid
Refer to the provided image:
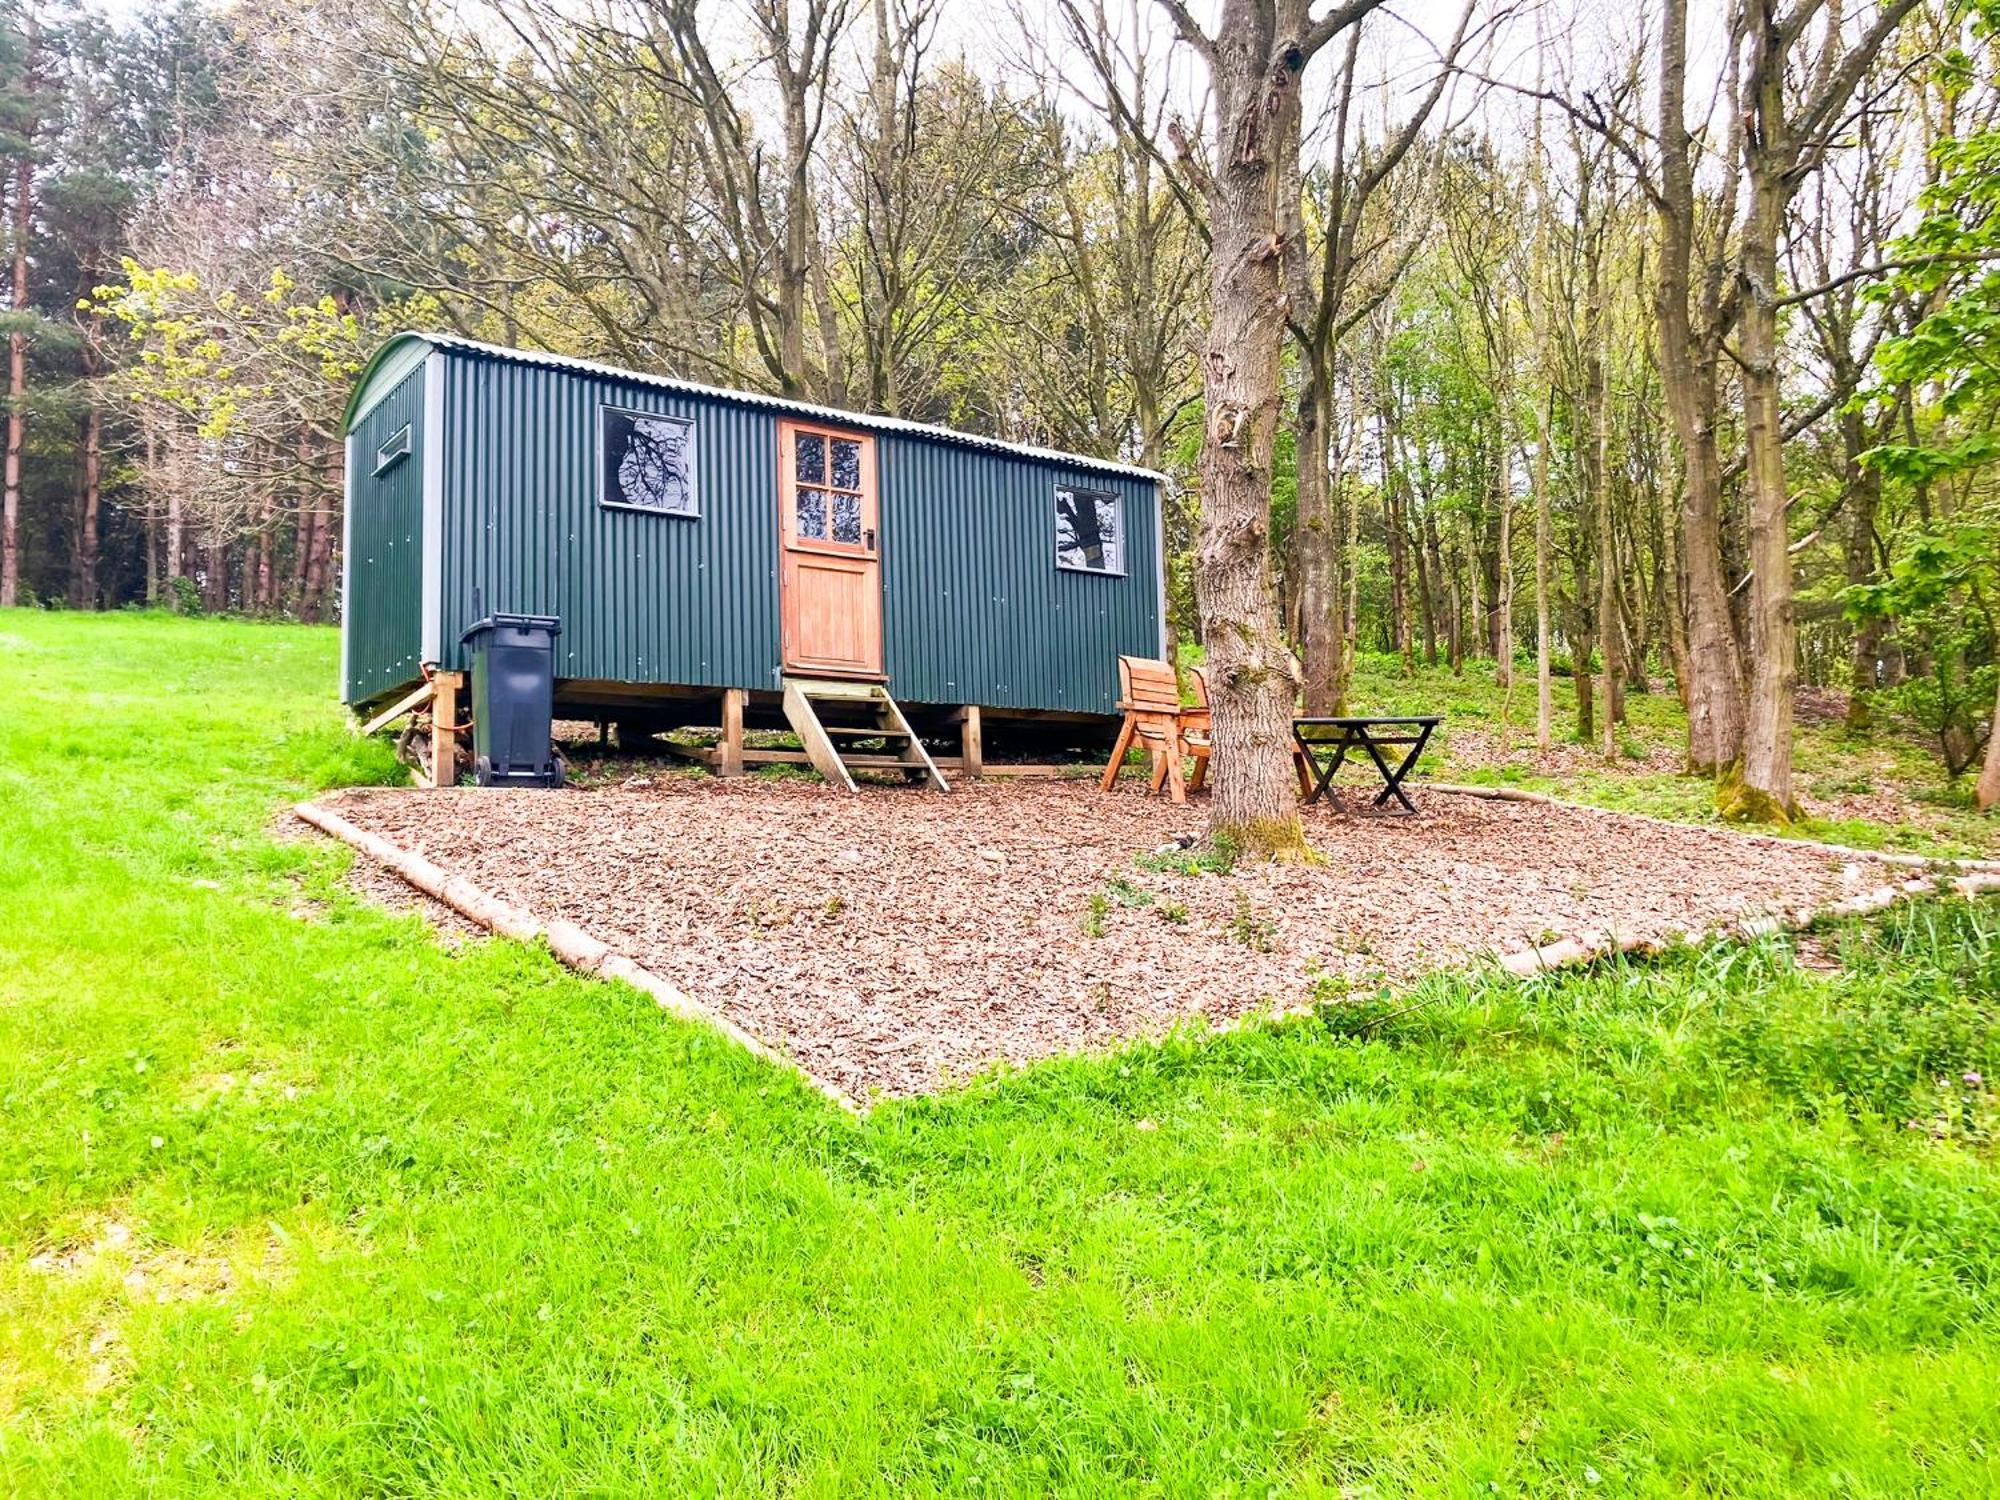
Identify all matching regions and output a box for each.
[460,613,563,645]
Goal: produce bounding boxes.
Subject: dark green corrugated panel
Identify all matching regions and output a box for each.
[343,367,426,703]
[433,355,781,689]
[880,437,1161,714]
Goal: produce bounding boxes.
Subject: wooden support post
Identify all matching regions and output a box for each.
[431,670,463,789]
[959,704,983,778]
[718,687,747,777]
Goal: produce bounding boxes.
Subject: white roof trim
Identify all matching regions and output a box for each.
[378,332,1165,484]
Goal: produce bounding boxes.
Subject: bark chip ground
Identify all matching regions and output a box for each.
[318,779,1904,1098]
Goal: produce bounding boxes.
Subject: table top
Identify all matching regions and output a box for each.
[1293,715,1443,729]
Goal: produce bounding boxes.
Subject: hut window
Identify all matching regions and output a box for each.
[372,425,410,475]
[600,406,697,516]
[1054,485,1122,574]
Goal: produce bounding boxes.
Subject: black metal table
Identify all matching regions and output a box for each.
[1292,715,1442,814]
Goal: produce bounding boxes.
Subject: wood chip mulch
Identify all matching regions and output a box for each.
[315,779,1906,1099]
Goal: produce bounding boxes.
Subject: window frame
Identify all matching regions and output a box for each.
[597,402,700,518]
[371,424,411,476]
[781,420,876,555]
[1053,482,1125,576]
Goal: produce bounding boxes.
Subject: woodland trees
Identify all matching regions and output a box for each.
[4,0,1997,831]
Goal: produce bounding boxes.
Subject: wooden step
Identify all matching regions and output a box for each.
[780,676,949,792]
[791,678,889,702]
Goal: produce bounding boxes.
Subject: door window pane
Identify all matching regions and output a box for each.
[796,486,828,540]
[796,432,825,485]
[1054,485,1121,572]
[832,491,862,544]
[831,437,862,491]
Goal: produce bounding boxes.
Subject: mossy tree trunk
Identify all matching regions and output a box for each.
[1162,0,1385,857]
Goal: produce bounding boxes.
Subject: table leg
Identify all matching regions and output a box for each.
[1362,724,1432,814]
[1302,735,1350,807]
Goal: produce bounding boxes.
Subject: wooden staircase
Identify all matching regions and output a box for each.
[780,677,949,792]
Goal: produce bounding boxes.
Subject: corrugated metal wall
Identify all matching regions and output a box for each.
[343,367,426,703]
[880,440,1160,714]
[411,345,1160,715]
[434,356,782,688]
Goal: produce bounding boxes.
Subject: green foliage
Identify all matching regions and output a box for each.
[1081,888,1108,938]
[1865,661,1998,780]
[1136,831,1238,876]
[1228,889,1276,951]
[1846,530,1997,779]
[1100,874,1154,909]
[1710,905,1997,1142]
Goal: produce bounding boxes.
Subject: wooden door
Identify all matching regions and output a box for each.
[779,420,884,678]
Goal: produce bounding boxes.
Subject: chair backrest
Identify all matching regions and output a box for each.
[1117,655,1182,713]
[1188,665,1211,710]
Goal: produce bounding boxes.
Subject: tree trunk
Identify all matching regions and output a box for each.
[1296,360,1346,713]
[1589,261,1619,759]
[1186,8,1311,857]
[74,402,101,609]
[1727,107,1798,821]
[1414,493,1438,668]
[1978,673,2000,813]
[1380,404,1413,672]
[205,530,229,612]
[251,488,274,613]
[1840,403,1884,729]
[1532,394,1554,752]
[1570,622,1595,746]
[166,483,185,607]
[293,502,319,620]
[306,438,340,621]
[1494,431,1515,695]
[1,149,29,610]
[1569,579,1595,746]
[1664,439,1692,709]
[1341,452,1362,703]
[305,504,335,622]
[1466,510,1483,664]
[1655,0,1745,775]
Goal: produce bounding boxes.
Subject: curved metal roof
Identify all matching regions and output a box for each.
[342,331,1164,483]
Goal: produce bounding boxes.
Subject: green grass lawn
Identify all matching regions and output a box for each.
[2,609,1997,1497]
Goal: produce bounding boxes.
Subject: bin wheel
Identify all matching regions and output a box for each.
[476,754,492,786]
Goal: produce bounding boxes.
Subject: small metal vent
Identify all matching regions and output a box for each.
[373,424,412,475]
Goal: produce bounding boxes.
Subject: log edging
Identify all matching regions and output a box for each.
[1492,869,2000,976]
[293,799,862,1114]
[1441,776,2000,976]
[1428,781,2000,874]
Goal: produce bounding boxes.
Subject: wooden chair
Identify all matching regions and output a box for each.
[1161,665,1212,796]
[1101,656,1209,804]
